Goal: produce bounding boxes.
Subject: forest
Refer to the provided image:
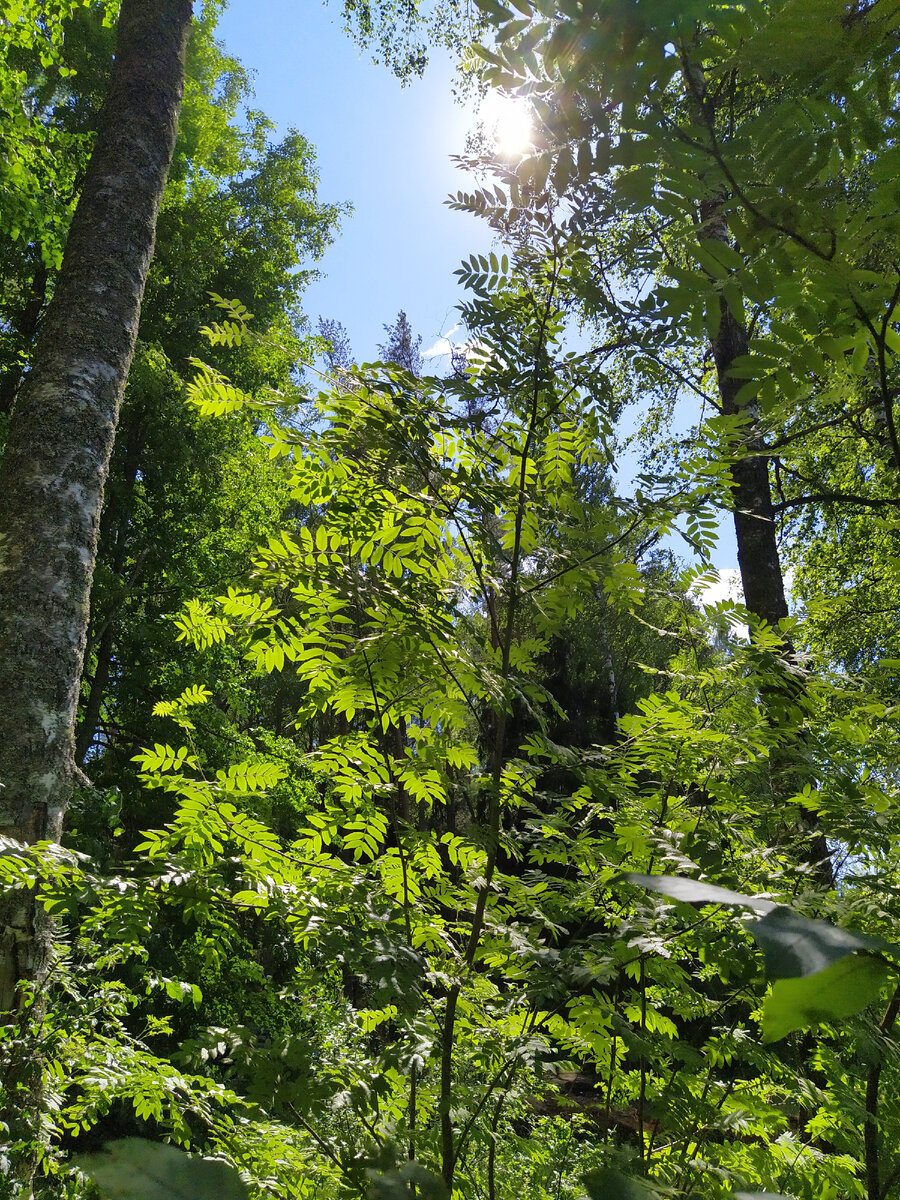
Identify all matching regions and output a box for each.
[1,0,899,1198]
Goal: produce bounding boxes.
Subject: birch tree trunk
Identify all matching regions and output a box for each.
[0,0,193,1178]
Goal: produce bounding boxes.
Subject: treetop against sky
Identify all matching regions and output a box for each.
[217,0,490,364]
[218,0,742,570]
[2,0,900,1196]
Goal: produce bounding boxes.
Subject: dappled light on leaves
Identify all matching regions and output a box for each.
[4,1,900,1199]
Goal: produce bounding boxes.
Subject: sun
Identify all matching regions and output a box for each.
[480,92,534,159]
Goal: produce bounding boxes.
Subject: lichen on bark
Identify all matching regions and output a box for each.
[0,0,194,1181]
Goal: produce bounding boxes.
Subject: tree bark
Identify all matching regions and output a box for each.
[681,53,790,634]
[684,53,832,885]
[0,258,49,416]
[75,406,147,764]
[75,619,117,766]
[0,0,192,1178]
[708,291,790,632]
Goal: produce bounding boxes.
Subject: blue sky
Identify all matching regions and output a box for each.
[216,0,490,366]
[214,0,740,572]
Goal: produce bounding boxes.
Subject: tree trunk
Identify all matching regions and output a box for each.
[0,258,48,416]
[707,288,832,883]
[75,620,117,766]
[0,0,192,1179]
[708,291,790,632]
[76,406,148,764]
[687,59,833,886]
[678,47,790,634]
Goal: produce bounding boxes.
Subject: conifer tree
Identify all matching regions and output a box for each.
[379,309,424,376]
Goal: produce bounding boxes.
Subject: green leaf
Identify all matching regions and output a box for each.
[734,1193,794,1199]
[621,873,776,913]
[748,907,891,979]
[735,1193,794,1199]
[367,1160,448,1200]
[582,1167,657,1200]
[77,1140,249,1200]
[761,953,889,1042]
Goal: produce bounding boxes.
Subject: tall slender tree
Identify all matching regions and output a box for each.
[0,0,193,1176]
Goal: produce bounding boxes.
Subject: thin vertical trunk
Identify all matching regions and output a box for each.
[707,288,831,874]
[0,259,49,416]
[76,408,147,764]
[598,592,619,743]
[706,290,790,632]
[75,620,117,765]
[865,983,900,1200]
[680,50,791,635]
[679,48,790,634]
[0,0,192,1180]
[684,50,832,884]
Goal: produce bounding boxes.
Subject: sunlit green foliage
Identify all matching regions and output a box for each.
[4,1,900,1199]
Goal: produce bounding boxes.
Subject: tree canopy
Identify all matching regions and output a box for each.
[2,2,900,1200]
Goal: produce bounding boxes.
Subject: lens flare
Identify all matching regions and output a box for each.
[481,92,533,158]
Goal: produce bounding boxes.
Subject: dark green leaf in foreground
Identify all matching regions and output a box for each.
[748,906,892,979]
[367,1160,449,1200]
[621,873,776,913]
[582,1166,658,1200]
[77,1139,249,1200]
[761,953,889,1042]
[735,1192,793,1199]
